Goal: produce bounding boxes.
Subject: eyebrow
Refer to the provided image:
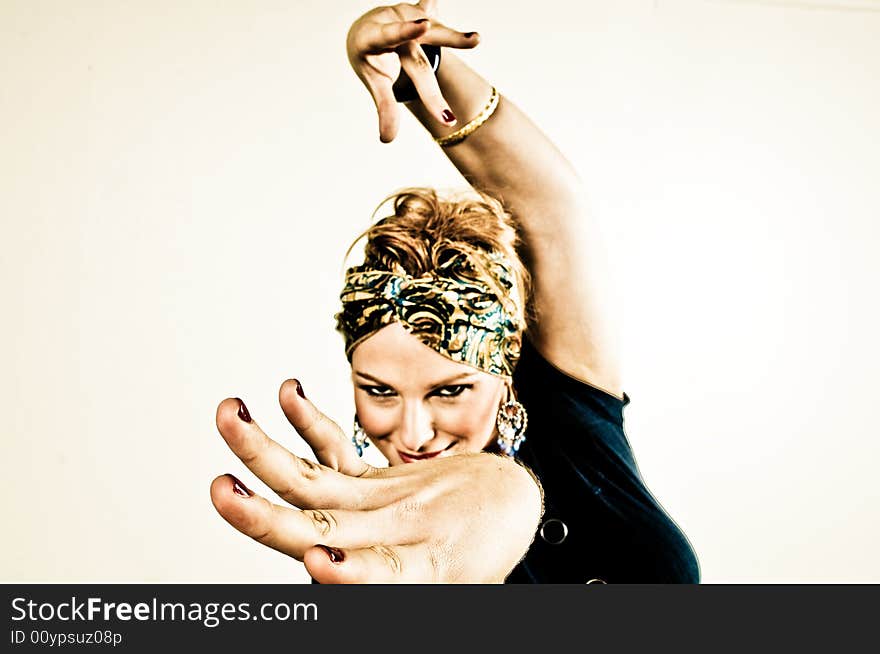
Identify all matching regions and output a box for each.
[354,370,479,388]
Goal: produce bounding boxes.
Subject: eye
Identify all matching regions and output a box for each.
[434,384,473,398]
[360,385,397,397]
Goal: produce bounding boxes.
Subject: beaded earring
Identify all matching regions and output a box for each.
[352,415,370,457]
[496,384,527,456]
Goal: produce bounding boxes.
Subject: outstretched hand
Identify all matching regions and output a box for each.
[346,0,479,143]
[210,380,543,583]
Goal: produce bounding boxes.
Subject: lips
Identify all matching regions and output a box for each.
[398,450,444,464]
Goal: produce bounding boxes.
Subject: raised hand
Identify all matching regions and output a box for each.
[346,1,479,142]
[210,380,543,583]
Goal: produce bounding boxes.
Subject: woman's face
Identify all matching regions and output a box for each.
[351,322,507,465]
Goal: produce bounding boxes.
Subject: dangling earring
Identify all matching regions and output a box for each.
[496,384,528,457]
[352,414,370,457]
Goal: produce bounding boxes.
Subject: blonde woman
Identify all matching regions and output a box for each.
[211,1,699,584]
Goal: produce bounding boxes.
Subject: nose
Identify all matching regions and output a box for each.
[396,401,435,452]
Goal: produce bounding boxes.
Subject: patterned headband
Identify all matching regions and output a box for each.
[335,249,523,378]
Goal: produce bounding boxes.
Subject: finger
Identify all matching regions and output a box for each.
[215,397,388,509]
[359,18,429,53]
[398,41,456,126]
[418,25,480,49]
[389,3,479,49]
[365,74,400,143]
[278,379,369,477]
[210,474,415,560]
[304,543,438,583]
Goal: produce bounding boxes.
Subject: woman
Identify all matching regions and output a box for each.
[210,0,700,584]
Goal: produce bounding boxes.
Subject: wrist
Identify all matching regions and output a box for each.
[406,52,495,140]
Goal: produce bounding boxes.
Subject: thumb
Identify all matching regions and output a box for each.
[418,0,439,17]
[279,379,370,477]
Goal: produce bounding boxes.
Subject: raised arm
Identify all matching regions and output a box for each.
[347,2,622,398]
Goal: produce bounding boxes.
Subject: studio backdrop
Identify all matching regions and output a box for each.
[2,0,878,583]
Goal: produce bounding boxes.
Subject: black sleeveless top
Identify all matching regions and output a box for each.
[506,336,701,583]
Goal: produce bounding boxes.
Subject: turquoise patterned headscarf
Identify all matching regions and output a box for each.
[335,250,523,378]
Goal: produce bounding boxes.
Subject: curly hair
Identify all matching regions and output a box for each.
[344,187,534,329]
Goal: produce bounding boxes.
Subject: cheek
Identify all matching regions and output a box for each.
[435,395,499,447]
[354,397,396,437]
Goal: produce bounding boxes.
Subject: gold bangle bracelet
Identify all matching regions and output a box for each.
[434,86,500,147]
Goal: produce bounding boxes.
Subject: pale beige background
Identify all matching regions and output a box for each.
[2,0,878,583]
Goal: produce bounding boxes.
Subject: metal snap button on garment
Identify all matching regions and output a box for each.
[539,518,568,545]
[586,578,607,584]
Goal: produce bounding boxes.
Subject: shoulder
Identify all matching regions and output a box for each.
[513,332,636,473]
[513,333,629,420]
[517,332,624,401]
[526,327,624,401]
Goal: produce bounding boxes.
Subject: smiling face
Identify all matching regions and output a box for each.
[350,322,507,465]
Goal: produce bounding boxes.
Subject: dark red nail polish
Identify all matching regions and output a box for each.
[229,474,253,497]
[442,109,456,123]
[236,398,252,423]
[464,32,477,38]
[414,18,428,24]
[317,544,345,563]
[294,380,306,399]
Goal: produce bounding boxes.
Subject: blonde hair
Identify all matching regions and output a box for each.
[344,187,534,328]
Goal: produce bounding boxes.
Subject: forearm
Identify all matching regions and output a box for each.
[405,52,586,236]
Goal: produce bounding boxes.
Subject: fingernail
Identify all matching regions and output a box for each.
[317,544,345,563]
[229,474,253,497]
[442,109,456,123]
[413,18,429,24]
[235,398,252,423]
[464,32,477,38]
[294,379,306,399]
